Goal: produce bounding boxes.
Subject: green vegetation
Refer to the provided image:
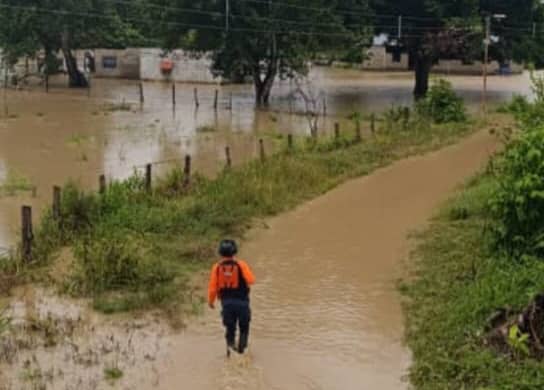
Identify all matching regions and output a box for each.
[416,79,467,124]
[0,170,34,196]
[104,365,123,381]
[404,80,544,389]
[0,98,481,315]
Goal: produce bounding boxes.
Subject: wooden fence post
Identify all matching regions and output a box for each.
[334,122,340,139]
[355,121,362,142]
[259,139,265,162]
[323,96,327,116]
[21,206,33,263]
[194,88,200,109]
[145,164,152,191]
[52,186,61,221]
[371,113,376,134]
[287,134,293,151]
[172,83,176,107]
[99,174,106,194]
[225,147,232,169]
[214,90,218,110]
[183,155,191,188]
[139,82,144,104]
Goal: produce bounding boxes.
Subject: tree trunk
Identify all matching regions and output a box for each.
[413,53,432,100]
[61,29,87,88]
[254,65,276,107]
[62,48,88,88]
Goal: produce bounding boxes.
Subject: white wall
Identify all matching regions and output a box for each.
[140,49,220,84]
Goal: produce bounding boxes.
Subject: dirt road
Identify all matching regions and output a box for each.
[151,130,498,390]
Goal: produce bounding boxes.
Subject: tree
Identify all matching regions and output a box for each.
[372,0,480,99]
[0,0,147,87]
[372,0,544,99]
[160,0,372,106]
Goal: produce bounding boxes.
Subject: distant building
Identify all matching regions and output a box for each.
[362,45,524,75]
[91,48,220,83]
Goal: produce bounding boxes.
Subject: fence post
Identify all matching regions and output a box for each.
[99,174,106,194]
[334,122,340,139]
[172,83,176,107]
[214,90,219,110]
[355,121,362,142]
[259,139,265,162]
[287,134,293,151]
[370,113,376,134]
[52,186,61,221]
[225,146,232,169]
[183,155,191,188]
[194,88,200,109]
[139,82,144,104]
[145,164,152,191]
[21,206,33,263]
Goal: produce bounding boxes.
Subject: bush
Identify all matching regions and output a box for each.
[71,231,174,295]
[416,79,466,123]
[489,126,544,258]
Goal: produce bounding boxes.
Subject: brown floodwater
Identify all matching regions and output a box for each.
[151,129,498,390]
[0,68,533,249]
[0,128,498,389]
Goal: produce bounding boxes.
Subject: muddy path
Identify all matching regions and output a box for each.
[0,129,498,390]
[150,130,498,390]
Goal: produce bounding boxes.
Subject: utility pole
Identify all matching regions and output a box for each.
[398,15,403,40]
[225,0,230,32]
[482,15,491,115]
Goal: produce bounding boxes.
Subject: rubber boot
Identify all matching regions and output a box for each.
[238,333,248,354]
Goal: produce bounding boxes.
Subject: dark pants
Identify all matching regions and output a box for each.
[222,300,251,353]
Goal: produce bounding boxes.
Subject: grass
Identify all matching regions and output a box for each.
[0,112,490,315]
[402,174,544,389]
[104,365,123,381]
[0,169,34,196]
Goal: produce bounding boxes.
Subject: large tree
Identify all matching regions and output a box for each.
[0,0,147,87]
[160,0,372,106]
[372,0,480,99]
[372,0,544,99]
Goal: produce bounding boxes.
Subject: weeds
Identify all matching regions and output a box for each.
[403,175,544,389]
[0,170,34,196]
[2,110,478,314]
[104,365,123,381]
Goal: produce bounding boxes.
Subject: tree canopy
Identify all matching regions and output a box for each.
[159,0,372,105]
[372,0,544,98]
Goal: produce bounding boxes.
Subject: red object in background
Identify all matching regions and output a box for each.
[160,58,174,74]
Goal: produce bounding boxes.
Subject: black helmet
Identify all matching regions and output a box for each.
[219,239,238,257]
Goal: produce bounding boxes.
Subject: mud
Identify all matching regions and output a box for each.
[0,68,533,249]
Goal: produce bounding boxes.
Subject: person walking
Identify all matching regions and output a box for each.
[208,240,256,356]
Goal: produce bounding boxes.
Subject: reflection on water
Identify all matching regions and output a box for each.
[0,68,534,247]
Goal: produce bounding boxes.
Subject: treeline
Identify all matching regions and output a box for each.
[1,0,544,102]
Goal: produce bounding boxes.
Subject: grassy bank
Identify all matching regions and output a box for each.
[403,174,544,389]
[0,94,496,316]
[403,85,544,389]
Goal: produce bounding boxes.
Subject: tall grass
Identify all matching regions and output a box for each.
[403,174,544,389]
[2,112,477,313]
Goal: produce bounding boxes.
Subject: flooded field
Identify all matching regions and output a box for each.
[0,127,497,389]
[0,67,532,249]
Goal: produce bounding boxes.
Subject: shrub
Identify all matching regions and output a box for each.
[416,79,466,123]
[489,126,544,258]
